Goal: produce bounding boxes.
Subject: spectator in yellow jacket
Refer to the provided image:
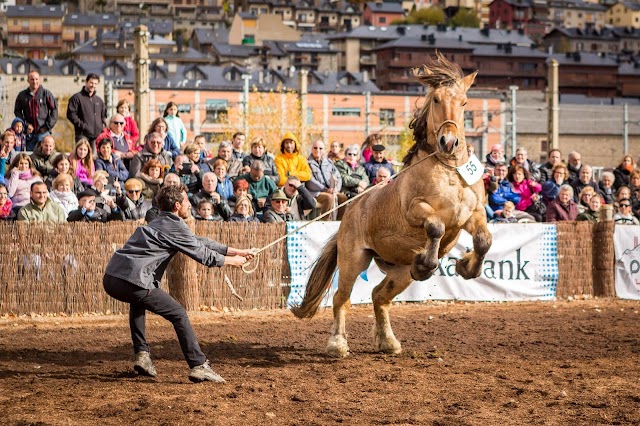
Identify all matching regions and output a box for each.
[274,132,311,187]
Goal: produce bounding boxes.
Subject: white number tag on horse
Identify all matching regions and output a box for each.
[456,154,483,185]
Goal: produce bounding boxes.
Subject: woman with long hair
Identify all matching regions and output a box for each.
[162,101,187,147]
[0,182,15,221]
[69,138,95,186]
[227,196,259,222]
[116,99,140,146]
[613,154,634,190]
[46,154,84,194]
[508,165,543,222]
[360,133,381,163]
[5,153,42,210]
[146,117,180,159]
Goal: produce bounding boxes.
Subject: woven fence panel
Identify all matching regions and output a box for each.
[592,220,616,297]
[555,221,594,298]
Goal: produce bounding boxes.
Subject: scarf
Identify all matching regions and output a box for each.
[19,170,33,180]
[0,199,12,218]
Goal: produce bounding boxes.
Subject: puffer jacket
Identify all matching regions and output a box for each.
[511,179,542,211]
[335,159,369,197]
[307,154,342,197]
[274,132,312,186]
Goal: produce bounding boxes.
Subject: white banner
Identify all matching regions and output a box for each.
[613,225,640,300]
[286,222,559,306]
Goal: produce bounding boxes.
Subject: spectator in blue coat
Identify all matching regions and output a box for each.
[94,138,129,182]
[363,144,395,183]
[487,163,520,214]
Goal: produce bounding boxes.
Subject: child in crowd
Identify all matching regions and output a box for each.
[491,201,518,223]
[195,200,216,221]
[69,139,94,186]
[9,118,27,152]
[163,102,187,147]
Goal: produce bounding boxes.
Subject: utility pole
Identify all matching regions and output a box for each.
[547,59,559,150]
[242,73,251,137]
[134,25,150,139]
[300,69,308,146]
[623,103,629,154]
[365,91,371,136]
[509,85,518,156]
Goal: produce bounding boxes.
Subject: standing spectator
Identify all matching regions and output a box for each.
[0,183,15,221]
[241,136,278,183]
[209,141,243,180]
[227,196,259,223]
[275,132,312,187]
[307,139,346,220]
[8,118,27,152]
[1,130,18,164]
[538,149,563,183]
[69,139,95,187]
[46,154,84,194]
[139,159,164,201]
[484,144,506,172]
[5,153,42,212]
[545,185,578,222]
[571,165,599,203]
[30,135,58,179]
[67,73,107,147]
[48,173,79,217]
[567,151,582,185]
[146,118,180,159]
[509,147,540,182]
[598,171,616,205]
[261,189,294,223]
[14,70,58,149]
[509,165,544,222]
[212,159,233,200]
[577,195,603,222]
[328,141,344,163]
[235,160,277,213]
[189,172,233,221]
[67,190,112,223]
[267,175,316,220]
[614,199,640,225]
[94,114,138,167]
[94,138,129,182]
[541,163,568,205]
[163,102,187,147]
[17,181,66,223]
[231,132,246,161]
[335,144,369,199]
[360,133,381,163]
[577,186,596,214]
[363,144,395,183]
[116,178,151,221]
[129,132,173,178]
[116,99,140,146]
[613,154,634,191]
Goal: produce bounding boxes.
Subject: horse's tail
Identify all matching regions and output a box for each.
[290,233,339,319]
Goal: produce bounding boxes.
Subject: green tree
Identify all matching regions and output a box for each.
[394,6,446,25]
[450,8,481,28]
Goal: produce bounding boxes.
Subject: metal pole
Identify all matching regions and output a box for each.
[623,103,629,154]
[509,85,518,155]
[547,59,559,150]
[365,91,371,136]
[242,74,251,136]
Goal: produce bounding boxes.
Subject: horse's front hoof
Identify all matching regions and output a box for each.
[456,253,481,279]
[327,335,350,358]
[375,334,402,355]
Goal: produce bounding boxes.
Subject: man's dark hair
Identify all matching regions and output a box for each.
[86,73,100,82]
[232,132,244,139]
[30,181,47,191]
[156,184,188,212]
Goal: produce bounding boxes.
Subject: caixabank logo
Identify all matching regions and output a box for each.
[614,232,640,299]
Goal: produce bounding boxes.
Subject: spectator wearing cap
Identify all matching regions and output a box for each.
[265,175,315,221]
[94,137,129,182]
[116,178,151,221]
[274,132,311,187]
[363,144,395,183]
[67,190,113,223]
[485,144,505,171]
[307,139,347,220]
[537,149,563,183]
[17,181,66,223]
[614,198,639,225]
[545,185,578,222]
[261,189,294,223]
[235,160,277,213]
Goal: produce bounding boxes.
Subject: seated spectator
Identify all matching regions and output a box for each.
[373,167,392,185]
[598,171,616,205]
[129,132,173,178]
[537,149,563,183]
[274,132,312,187]
[1,130,17,164]
[576,195,603,223]
[327,141,343,163]
[144,172,181,222]
[88,170,119,215]
[571,164,600,203]
[487,163,522,215]
[613,154,634,191]
[30,135,58,178]
[5,153,43,212]
[116,178,151,221]
[335,144,369,199]
[227,178,255,212]
[510,147,540,182]
[95,114,138,168]
[94,138,129,182]
[172,153,201,195]
[567,151,583,185]
[491,200,518,223]
[193,134,212,160]
[212,159,233,200]
[545,185,578,222]
[9,118,27,152]
[194,200,220,221]
[616,185,632,203]
[484,144,506,173]
[139,159,164,201]
[184,142,210,174]
[509,165,544,222]
[48,173,79,217]
[0,142,9,186]
[236,160,277,212]
[0,183,15,221]
[17,181,66,223]
[614,199,640,225]
[577,186,596,215]
[208,141,243,180]
[45,154,84,194]
[116,100,140,147]
[307,139,346,220]
[69,138,95,186]
[67,190,113,223]
[146,117,179,159]
[266,176,316,221]
[241,137,279,183]
[227,196,259,223]
[541,163,568,205]
[363,144,395,183]
[261,189,294,223]
[189,172,233,221]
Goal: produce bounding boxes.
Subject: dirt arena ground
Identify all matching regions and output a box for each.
[1,299,638,426]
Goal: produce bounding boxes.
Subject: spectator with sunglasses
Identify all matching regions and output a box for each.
[614,198,639,225]
[116,178,151,221]
[95,114,137,167]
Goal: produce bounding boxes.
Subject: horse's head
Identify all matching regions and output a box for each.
[410,54,477,158]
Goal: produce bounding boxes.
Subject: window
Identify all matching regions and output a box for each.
[464,111,474,129]
[43,20,50,31]
[379,17,386,24]
[332,107,360,117]
[206,99,228,122]
[379,109,395,126]
[518,63,536,72]
[43,35,55,44]
[178,104,191,114]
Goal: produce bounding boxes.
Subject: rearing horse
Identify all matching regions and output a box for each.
[291,54,492,357]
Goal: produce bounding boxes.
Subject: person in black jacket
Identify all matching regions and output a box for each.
[66,73,107,148]
[67,190,117,223]
[102,184,255,383]
[13,71,58,149]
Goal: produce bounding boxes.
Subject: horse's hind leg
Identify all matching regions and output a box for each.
[371,265,413,354]
[328,248,373,358]
[456,208,492,279]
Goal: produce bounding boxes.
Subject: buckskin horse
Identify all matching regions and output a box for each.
[291,53,492,357]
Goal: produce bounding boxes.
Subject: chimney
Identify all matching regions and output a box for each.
[97,28,103,47]
[397,26,406,35]
[428,34,435,45]
[258,69,264,84]
[362,70,368,82]
[6,62,12,75]
[118,27,125,48]
[421,34,427,41]
[176,32,184,54]
[168,62,177,73]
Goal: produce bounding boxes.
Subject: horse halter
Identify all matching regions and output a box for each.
[428,96,465,168]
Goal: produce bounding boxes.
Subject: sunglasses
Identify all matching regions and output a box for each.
[112,121,125,125]
[127,190,141,194]
[346,153,358,156]
[620,204,631,207]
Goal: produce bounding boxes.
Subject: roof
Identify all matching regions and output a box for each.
[375,35,474,50]
[191,27,230,45]
[365,2,405,13]
[472,44,548,58]
[119,20,173,35]
[7,4,65,18]
[544,27,618,41]
[548,51,618,66]
[281,39,337,53]
[64,13,119,27]
[211,43,260,58]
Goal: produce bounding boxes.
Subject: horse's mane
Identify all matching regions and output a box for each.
[403,53,465,166]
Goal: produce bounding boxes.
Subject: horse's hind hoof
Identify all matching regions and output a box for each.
[327,336,350,358]
[375,337,402,355]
